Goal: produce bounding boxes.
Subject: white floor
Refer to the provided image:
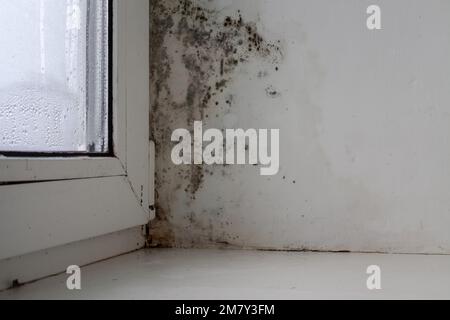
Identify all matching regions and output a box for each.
[1,248,450,300]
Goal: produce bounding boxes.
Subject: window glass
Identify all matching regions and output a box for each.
[0,0,109,153]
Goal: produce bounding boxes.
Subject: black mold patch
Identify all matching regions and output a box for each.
[149,0,283,247]
[265,85,281,98]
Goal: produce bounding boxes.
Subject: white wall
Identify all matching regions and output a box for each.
[150,0,450,254]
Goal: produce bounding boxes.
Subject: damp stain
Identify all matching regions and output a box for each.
[149,0,283,247]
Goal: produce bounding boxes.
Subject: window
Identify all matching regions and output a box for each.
[0,0,110,154]
[0,0,153,262]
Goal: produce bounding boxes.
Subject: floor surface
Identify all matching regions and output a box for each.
[1,248,450,299]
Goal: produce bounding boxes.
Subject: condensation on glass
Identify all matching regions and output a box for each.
[0,0,109,153]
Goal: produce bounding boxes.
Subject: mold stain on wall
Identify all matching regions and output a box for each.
[149,0,283,247]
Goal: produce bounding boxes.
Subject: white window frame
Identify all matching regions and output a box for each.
[0,0,154,261]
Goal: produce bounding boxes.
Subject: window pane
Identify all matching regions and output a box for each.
[0,0,109,153]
